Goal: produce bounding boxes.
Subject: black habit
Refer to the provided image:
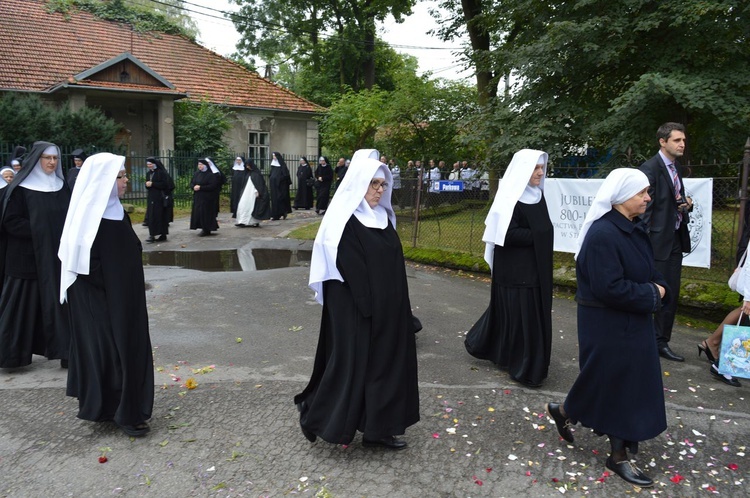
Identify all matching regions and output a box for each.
[66,214,154,426]
[145,160,173,238]
[314,163,333,212]
[230,168,246,217]
[190,169,220,232]
[294,216,420,444]
[564,209,667,443]
[0,146,71,368]
[465,199,553,386]
[269,153,292,219]
[236,164,271,221]
[294,162,314,209]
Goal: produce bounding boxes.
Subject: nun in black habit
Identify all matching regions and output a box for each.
[190,158,220,236]
[293,157,314,210]
[0,141,71,368]
[314,156,333,214]
[295,149,420,449]
[144,157,174,243]
[230,156,246,217]
[235,159,271,227]
[59,153,153,437]
[547,169,668,488]
[464,149,553,388]
[269,151,292,220]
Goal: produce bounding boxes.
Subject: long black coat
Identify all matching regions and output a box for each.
[314,163,333,211]
[564,209,668,442]
[189,169,219,232]
[145,165,173,237]
[294,163,314,209]
[269,154,292,219]
[294,216,420,444]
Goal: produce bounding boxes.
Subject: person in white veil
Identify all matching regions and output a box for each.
[546,168,668,488]
[464,149,553,388]
[230,156,246,218]
[59,153,153,437]
[0,141,71,369]
[294,149,421,449]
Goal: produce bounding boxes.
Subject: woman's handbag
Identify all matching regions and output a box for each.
[718,312,750,379]
[728,247,748,292]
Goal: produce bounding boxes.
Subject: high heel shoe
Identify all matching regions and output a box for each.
[697,341,717,363]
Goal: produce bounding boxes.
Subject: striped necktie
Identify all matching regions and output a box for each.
[667,162,682,228]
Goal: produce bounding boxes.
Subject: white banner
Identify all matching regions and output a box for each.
[544,178,713,268]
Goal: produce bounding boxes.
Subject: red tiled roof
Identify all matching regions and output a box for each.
[0,0,321,113]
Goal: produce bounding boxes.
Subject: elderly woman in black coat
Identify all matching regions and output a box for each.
[547,168,669,488]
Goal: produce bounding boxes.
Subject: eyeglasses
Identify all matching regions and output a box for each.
[369,180,388,192]
[117,174,128,179]
[40,155,58,161]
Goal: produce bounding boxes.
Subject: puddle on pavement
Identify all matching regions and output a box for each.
[142,248,311,272]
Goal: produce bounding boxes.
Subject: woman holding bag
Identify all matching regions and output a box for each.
[696,247,746,386]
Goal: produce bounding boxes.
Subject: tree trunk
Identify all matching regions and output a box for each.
[461,0,496,105]
[362,18,376,90]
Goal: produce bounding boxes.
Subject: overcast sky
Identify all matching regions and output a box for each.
[184,0,472,81]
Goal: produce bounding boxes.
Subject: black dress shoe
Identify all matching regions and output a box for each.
[658,346,685,362]
[145,236,156,243]
[157,235,167,241]
[606,456,654,487]
[546,403,574,443]
[362,435,407,450]
[117,421,150,437]
[60,359,68,369]
[710,362,741,387]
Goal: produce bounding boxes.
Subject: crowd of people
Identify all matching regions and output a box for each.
[0,124,745,488]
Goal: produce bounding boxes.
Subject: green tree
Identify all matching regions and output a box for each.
[0,93,119,149]
[229,0,416,94]
[173,100,233,157]
[320,73,478,163]
[275,40,420,107]
[439,0,750,163]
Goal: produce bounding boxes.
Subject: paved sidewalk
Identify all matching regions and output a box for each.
[1,210,748,497]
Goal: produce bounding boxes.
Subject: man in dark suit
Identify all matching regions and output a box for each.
[639,122,692,362]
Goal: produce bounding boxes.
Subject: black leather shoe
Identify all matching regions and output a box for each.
[606,456,654,487]
[145,236,156,243]
[60,359,68,369]
[710,362,741,387]
[658,346,685,362]
[362,436,407,450]
[117,422,150,437]
[546,403,574,443]
[157,235,167,241]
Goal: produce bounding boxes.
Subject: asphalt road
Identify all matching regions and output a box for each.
[1,210,748,497]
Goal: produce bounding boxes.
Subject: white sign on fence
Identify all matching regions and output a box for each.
[544,178,713,268]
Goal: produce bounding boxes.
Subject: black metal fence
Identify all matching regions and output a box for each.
[1,142,743,282]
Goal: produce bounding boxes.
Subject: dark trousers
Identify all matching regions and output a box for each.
[654,231,683,348]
